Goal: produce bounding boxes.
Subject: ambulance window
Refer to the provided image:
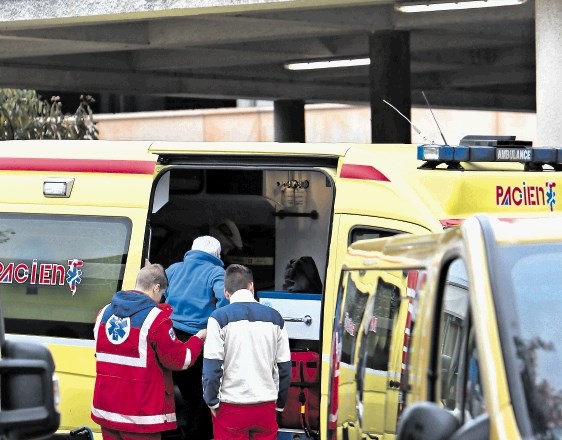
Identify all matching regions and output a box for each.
[463,327,485,420]
[349,227,401,245]
[361,278,401,372]
[355,273,403,434]
[0,213,131,339]
[438,258,469,411]
[503,245,562,435]
[339,273,370,365]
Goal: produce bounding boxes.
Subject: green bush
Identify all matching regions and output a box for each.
[0,89,98,140]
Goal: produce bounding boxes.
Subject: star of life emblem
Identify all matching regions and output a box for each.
[106,314,131,344]
[66,259,84,296]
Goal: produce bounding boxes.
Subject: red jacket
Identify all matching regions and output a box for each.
[91,290,203,433]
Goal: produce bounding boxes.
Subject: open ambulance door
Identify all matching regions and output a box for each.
[325,216,430,440]
[330,266,410,440]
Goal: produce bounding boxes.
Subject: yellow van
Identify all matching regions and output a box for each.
[0,137,560,439]
[336,215,562,440]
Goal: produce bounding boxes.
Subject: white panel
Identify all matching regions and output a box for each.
[259,291,321,340]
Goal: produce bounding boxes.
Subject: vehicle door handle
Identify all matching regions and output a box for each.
[389,380,400,388]
[283,315,312,326]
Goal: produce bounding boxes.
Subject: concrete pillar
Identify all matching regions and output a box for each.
[369,31,411,143]
[274,100,305,142]
[536,0,562,146]
[135,96,166,111]
[98,93,116,114]
[98,94,136,113]
[118,95,137,113]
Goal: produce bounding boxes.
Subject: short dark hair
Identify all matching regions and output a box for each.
[136,263,168,292]
[225,264,253,294]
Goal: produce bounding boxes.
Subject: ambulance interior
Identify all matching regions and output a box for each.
[147,167,334,349]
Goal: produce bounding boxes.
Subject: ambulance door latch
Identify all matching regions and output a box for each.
[283,315,312,326]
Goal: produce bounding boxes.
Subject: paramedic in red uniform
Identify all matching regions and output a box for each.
[203,264,292,440]
[91,263,206,440]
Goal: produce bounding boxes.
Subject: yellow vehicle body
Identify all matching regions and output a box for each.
[338,215,562,439]
[0,138,559,439]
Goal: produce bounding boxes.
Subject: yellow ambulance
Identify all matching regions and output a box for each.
[0,136,559,439]
[336,214,562,440]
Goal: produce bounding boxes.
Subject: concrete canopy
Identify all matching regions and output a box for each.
[0,0,536,111]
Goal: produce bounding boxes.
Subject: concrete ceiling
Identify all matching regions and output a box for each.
[0,0,536,111]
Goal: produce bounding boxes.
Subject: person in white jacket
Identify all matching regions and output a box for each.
[202,264,292,440]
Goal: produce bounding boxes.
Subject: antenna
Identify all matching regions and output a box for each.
[383,99,434,143]
[421,91,448,145]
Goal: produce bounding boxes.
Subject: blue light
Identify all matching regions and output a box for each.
[533,148,557,163]
[453,146,470,161]
[469,146,496,162]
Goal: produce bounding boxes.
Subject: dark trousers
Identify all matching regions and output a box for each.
[173,329,213,440]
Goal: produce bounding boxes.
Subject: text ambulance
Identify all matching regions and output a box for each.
[0,136,559,439]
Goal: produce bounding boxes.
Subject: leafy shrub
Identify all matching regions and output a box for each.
[0,89,98,140]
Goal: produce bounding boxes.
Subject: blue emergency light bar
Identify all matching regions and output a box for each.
[417,135,562,171]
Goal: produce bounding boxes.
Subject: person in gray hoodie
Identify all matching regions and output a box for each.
[165,235,229,440]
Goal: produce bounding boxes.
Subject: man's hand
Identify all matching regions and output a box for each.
[196,329,207,341]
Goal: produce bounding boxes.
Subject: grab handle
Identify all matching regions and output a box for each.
[283,315,312,326]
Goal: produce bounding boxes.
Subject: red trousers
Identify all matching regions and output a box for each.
[212,401,278,440]
[101,427,161,440]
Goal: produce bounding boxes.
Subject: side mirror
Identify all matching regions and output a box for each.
[0,339,60,439]
[396,401,459,440]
